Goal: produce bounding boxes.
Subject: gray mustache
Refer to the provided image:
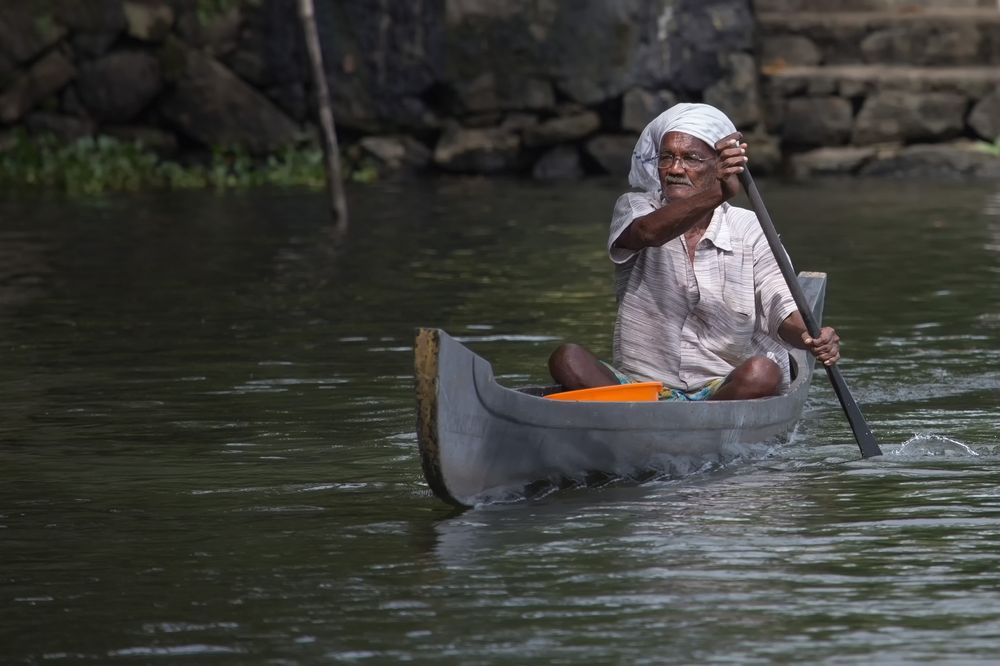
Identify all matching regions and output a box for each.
[664,175,692,186]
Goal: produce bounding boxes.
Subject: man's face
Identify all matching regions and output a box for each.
[657,131,717,200]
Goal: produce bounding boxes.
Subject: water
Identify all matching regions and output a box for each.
[2,178,1000,664]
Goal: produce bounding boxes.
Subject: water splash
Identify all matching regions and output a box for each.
[894,434,980,457]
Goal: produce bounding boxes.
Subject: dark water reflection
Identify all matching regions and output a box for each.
[2,179,1000,664]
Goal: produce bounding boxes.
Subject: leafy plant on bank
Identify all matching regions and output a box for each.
[976,137,1000,157]
[0,132,365,194]
[195,0,258,25]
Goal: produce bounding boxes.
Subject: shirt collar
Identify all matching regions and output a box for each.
[702,203,732,252]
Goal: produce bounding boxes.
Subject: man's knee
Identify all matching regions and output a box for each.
[548,343,588,380]
[549,343,586,370]
[548,343,614,389]
[716,355,781,400]
[743,355,781,388]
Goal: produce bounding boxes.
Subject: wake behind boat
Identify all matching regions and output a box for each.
[416,271,828,508]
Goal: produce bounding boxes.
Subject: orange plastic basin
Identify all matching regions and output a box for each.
[543,381,663,402]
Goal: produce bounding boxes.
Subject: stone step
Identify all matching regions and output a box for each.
[760,8,1000,29]
[756,0,997,11]
[787,141,1000,180]
[760,65,1000,148]
[763,64,1000,98]
[759,9,1000,66]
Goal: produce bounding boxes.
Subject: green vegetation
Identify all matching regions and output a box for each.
[975,137,1000,157]
[0,133,374,195]
[195,0,258,24]
[33,13,58,40]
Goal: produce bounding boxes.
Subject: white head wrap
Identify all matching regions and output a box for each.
[627,102,737,195]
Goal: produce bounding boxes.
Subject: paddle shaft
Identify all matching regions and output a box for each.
[738,170,882,458]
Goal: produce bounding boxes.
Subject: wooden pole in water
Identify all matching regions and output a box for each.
[298,0,349,231]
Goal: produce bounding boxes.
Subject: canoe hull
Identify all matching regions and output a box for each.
[416,272,828,507]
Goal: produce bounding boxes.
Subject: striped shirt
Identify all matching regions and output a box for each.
[608,192,798,392]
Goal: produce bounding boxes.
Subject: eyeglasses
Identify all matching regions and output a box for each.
[643,152,712,169]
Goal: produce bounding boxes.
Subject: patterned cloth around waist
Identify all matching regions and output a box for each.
[601,362,724,401]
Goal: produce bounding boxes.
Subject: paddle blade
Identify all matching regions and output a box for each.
[826,364,883,457]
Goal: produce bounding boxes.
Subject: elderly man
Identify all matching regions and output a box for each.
[549,103,840,401]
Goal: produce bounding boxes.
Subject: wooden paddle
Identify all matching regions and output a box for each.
[738,169,883,458]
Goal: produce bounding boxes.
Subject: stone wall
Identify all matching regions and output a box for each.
[1,0,997,181]
[0,0,768,180]
[0,0,311,155]
[757,1,1000,178]
[324,0,767,178]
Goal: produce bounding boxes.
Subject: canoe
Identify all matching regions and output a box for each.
[416,271,828,508]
